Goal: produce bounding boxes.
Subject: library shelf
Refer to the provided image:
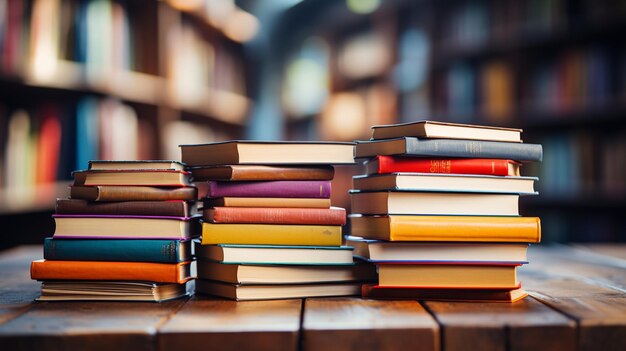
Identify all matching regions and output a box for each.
[0,181,71,215]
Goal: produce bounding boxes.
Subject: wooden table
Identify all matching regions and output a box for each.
[0,245,625,351]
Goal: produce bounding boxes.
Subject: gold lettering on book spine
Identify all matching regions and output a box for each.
[430,160,451,173]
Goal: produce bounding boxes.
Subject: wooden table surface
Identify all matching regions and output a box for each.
[0,244,625,351]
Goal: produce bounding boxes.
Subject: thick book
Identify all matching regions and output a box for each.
[88,160,186,171]
[190,165,335,181]
[349,216,541,243]
[203,206,346,225]
[370,120,522,142]
[204,197,331,208]
[353,173,537,194]
[350,191,520,216]
[195,242,354,265]
[56,199,196,217]
[73,169,192,186]
[365,156,521,176]
[38,281,189,302]
[377,264,521,288]
[180,140,356,166]
[355,137,543,162]
[361,285,528,303]
[52,215,200,240]
[70,185,197,202]
[196,260,376,284]
[196,279,363,301]
[207,180,331,199]
[44,238,192,263]
[345,236,528,263]
[30,260,193,284]
[201,222,342,246]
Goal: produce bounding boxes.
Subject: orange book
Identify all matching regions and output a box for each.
[204,206,346,225]
[36,108,62,183]
[30,260,192,284]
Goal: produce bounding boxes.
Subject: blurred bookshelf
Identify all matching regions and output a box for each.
[279,0,626,242]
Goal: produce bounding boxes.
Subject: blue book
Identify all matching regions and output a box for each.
[355,137,543,162]
[43,238,191,263]
[75,97,99,170]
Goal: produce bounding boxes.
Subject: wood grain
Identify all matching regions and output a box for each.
[0,246,42,325]
[157,295,301,351]
[302,298,439,351]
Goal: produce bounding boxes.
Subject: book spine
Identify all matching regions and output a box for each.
[56,199,189,217]
[207,180,332,198]
[201,223,342,246]
[376,156,514,176]
[229,165,335,181]
[43,238,183,263]
[206,207,346,225]
[405,138,543,162]
[71,186,197,201]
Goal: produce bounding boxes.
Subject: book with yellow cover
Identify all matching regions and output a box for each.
[201,222,342,246]
[349,215,541,243]
[377,264,520,289]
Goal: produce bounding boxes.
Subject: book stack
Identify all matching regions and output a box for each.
[180,141,376,300]
[30,160,199,302]
[349,121,543,302]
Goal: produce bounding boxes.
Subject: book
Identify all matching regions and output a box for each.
[56,199,196,217]
[207,180,331,198]
[370,120,522,142]
[204,206,346,225]
[361,285,528,303]
[30,260,193,284]
[44,238,192,263]
[204,197,331,208]
[201,222,342,246]
[377,264,520,288]
[196,260,376,284]
[189,165,335,181]
[355,137,543,162]
[180,140,355,166]
[73,169,192,186]
[365,156,521,176]
[70,185,197,202]
[195,280,363,301]
[345,237,528,263]
[349,216,541,242]
[350,191,519,216]
[88,160,186,171]
[195,242,354,265]
[38,281,189,302]
[52,215,200,240]
[353,173,537,194]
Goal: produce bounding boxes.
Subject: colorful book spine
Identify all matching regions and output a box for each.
[204,206,346,225]
[56,199,193,217]
[201,222,342,246]
[70,185,197,201]
[207,180,331,198]
[370,156,519,176]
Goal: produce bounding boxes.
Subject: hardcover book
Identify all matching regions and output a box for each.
[370,120,522,142]
[38,281,189,302]
[361,285,528,303]
[207,180,331,199]
[377,264,521,288]
[201,222,342,246]
[204,206,346,225]
[190,165,335,181]
[364,156,521,176]
[70,185,197,202]
[73,169,192,186]
[88,160,186,171]
[56,199,196,217]
[196,280,363,301]
[204,197,331,209]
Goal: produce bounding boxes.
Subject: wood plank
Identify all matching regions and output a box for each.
[0,246,42,325]
[302,298,439,351]
[423,297,575,351]
[574,244,626,261]
[157,296,301,351]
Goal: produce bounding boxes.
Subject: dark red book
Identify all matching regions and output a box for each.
[56,199,196,217]
[203,206,346,225]
[365,156,521,176]
[207,180,331,198]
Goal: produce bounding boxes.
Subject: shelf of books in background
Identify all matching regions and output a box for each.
[180,141,376,300]
[30,160,199,301]
[349,120,542,302]
[0,0,253,221]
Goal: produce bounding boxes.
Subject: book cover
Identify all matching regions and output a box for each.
[56,199,195,217]
[70,185,197,202]
[190,165,335,181]
[43,237,191,263]
[207,180,331,199]
[361,285,528,302]
[201,222,342,246]
[204,206,346,225]
[370,120,522,142]
[365,156,521,176]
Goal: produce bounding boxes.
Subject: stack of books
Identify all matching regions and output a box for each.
[180,140,376,300]
[30,160,199,302]
[348,121,543,302]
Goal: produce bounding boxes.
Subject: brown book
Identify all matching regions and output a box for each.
[73,169,192,186]
[204,206,346,225]
[190,165,335,181]
[56,198,197,217]
[204,197,331,208]
[361,284,528,303]
[70,186,197,202]
[371,120,522,142]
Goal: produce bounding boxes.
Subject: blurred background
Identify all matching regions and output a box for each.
[0,0,625,250]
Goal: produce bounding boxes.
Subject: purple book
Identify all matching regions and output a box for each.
[207,180,332,198]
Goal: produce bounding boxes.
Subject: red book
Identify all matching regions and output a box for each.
[365,156,521,176]
[204,206,346,225]
[36,106,62,184]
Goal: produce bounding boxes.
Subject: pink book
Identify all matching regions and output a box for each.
[207,180,331,198]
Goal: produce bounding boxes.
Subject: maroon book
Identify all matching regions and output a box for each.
[207,180,331,198]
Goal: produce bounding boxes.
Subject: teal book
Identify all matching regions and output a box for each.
[43,238,191,263]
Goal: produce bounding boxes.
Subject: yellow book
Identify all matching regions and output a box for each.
[349,215,541,243]
[201,222,342,246]
[378,264,520,288]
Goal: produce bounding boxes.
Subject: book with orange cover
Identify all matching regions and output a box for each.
[204,206,346,225]
[365,156,521,176]
[361,284,528,303]
[30,259,193,284]
[349,215,540,243]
